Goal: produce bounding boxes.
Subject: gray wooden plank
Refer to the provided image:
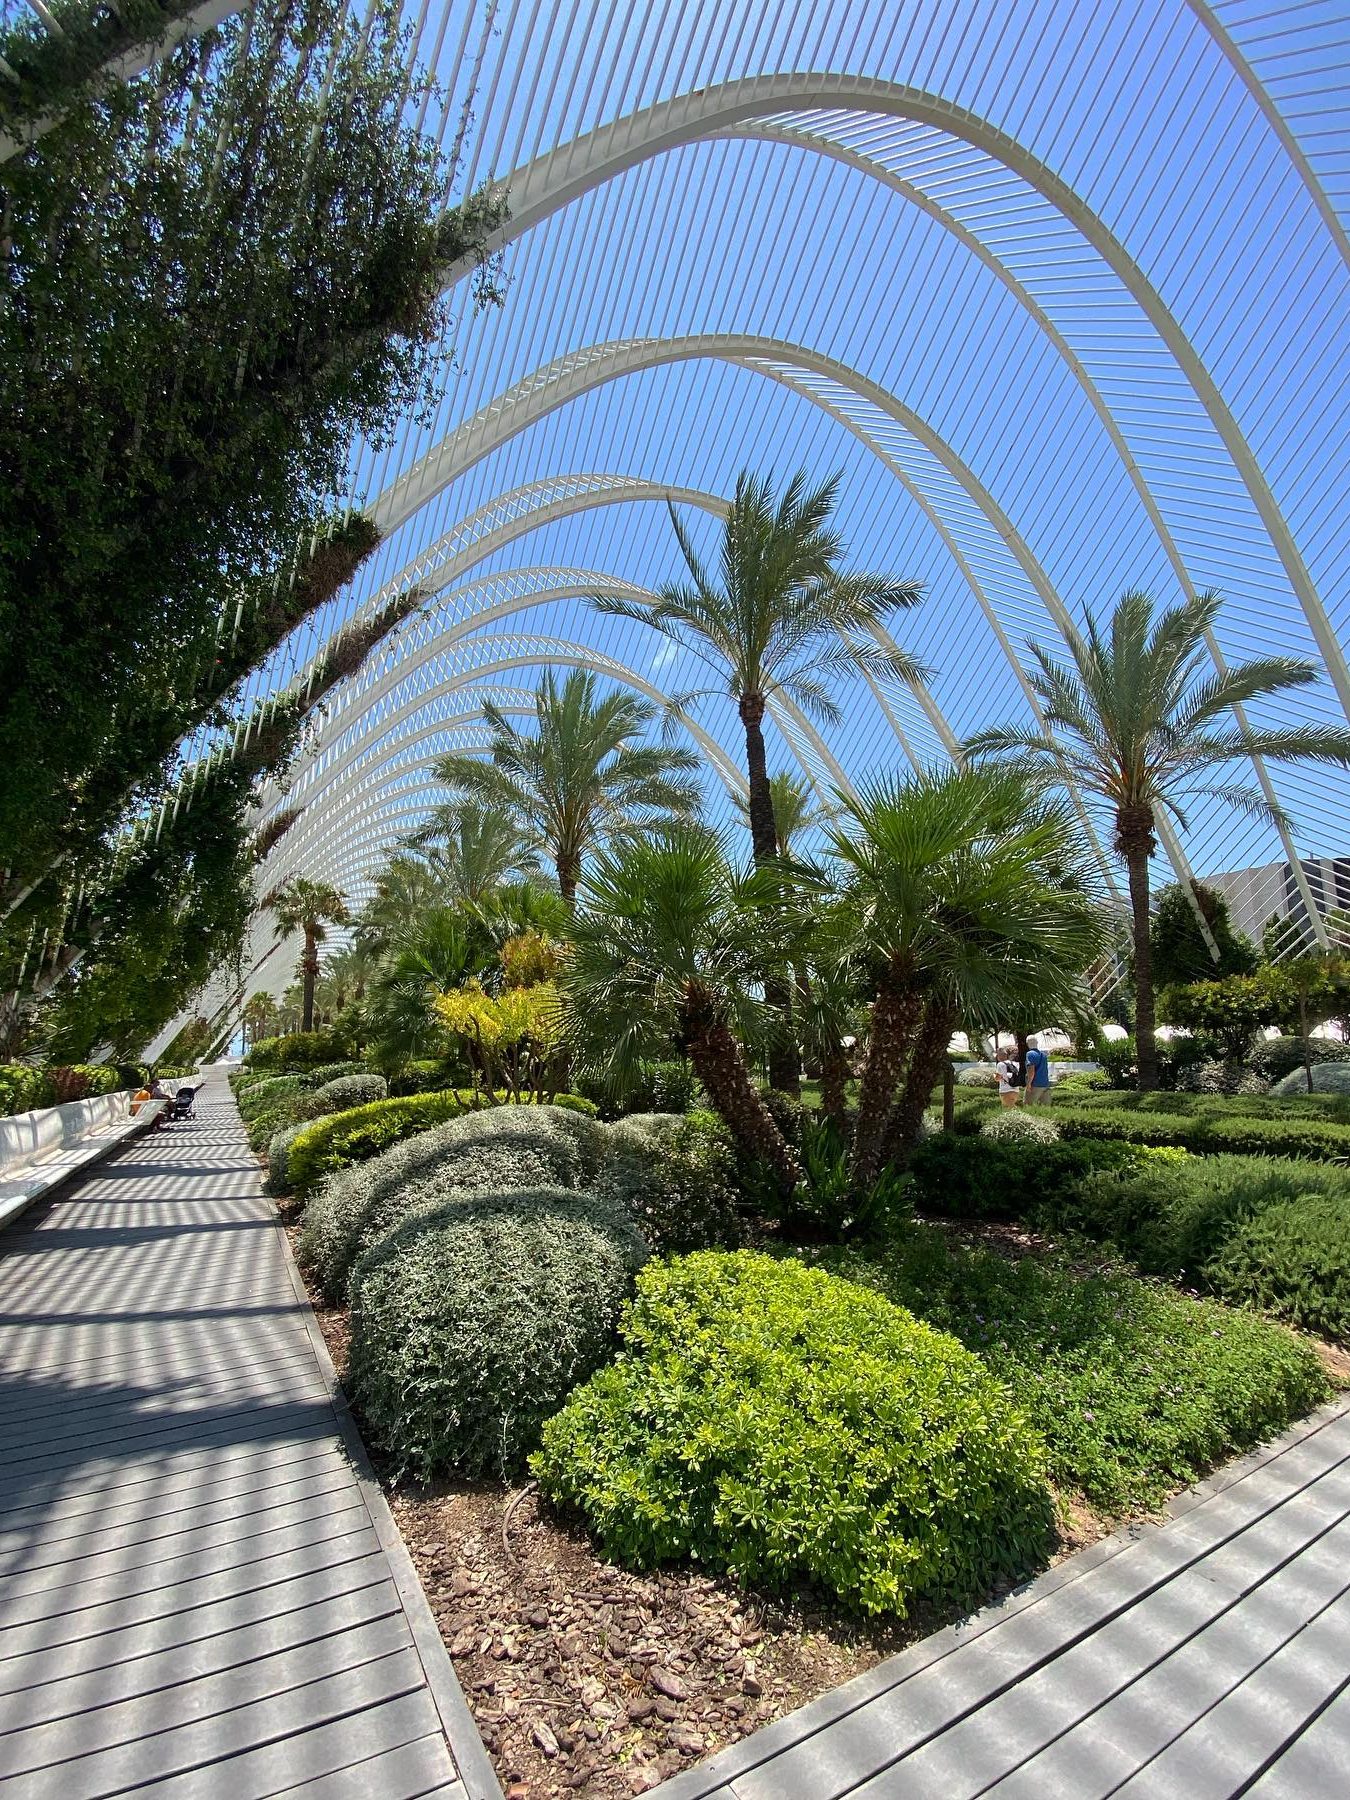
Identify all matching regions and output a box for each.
[0,1447,354,1562]
[0,1552,394,1698]
[916,1521,1350,1798]
[261,1734,469,1800]
[1244,1688,1350,1797]
[0,1072,489,1800]
[1,1476,367,1600]
[0,1501,375,1632]
[0,1576,404,1738]
[1109,1590,1350,1797]
[1,1611,416,1782]
[18,1647,433,1799]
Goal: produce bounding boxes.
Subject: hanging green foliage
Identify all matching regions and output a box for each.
[0,0,507,902]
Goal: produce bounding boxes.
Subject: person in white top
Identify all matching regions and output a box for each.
[995,1052,1021,1107]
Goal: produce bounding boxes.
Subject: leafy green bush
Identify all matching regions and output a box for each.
[1055,1152,1350,1338]
[305,1061,371,1086]
[386,1059,456,1097]
[1051,1069,1110,1094]
[981,1109,1061,1143]
[595,1112,742,1251]
[299,1103,607,1300]
[264,1121,310,1198]
[786,1115,911,1237]
[1052,1104,1350,1164]
[246,1102,306,1153]
[826,1231,1329,1513]
[348,1187,648,1479]
[236,1073,314,1121]
[293,1072,387,1120]
[0,1064,53,1115]
[576,1060,701,1120]
[909,1132,1136,1220]
[535,1252,1055,1617]
[245,1029,352,1071]
[1202,1196,1350,1341]
[1175,1061,1269,1096]
[956,1066,998,1089]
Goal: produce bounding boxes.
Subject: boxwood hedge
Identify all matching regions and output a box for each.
[534,1251,1056,1617]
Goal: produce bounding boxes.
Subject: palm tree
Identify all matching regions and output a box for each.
[562,824,803,1194]
[593,471,923,865]
[731,770,834,858]
[363,908,488,1072]
[240,991,278,1051]
[430,669,703,905]
[405,799,541,903]
[827,766,1107,1187]
[268,877,350,1032]
[593,468,922,1091]
[964,589,1350,1089]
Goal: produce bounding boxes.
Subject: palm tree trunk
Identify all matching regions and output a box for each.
[301,926,318,1032]
[881,1000,955,1167]
[739,692,799,1095]
[850,974,922,1191]
[683,982,801,1195]
[1119,808,1159,1091]
[556,851,579,909]
[820,1042,850,1129]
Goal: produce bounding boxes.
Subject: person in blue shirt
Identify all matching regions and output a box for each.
[1024,1036,1051,1102]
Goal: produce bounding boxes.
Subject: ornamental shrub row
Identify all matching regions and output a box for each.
[244,1028,354,1071]
[0,1062,125,1116]
[282,1087,598,1198]
[534,1252,1057,1618]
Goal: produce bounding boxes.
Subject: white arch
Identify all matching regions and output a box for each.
[434,74,1347,719]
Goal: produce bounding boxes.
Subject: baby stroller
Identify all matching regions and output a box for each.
[167,1085,198,1122]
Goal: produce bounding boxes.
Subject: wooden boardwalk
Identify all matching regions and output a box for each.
[655,1396,1350,1799]
[0,1069,499,1800]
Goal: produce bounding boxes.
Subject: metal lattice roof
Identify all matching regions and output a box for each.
[131,0,1350,1022]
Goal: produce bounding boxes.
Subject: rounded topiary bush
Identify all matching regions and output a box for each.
[595,1111,742,1251]
[295,1072,387,1121]
[299,1103,607,1301]
[957,1066,998,1089]
[264,1120,312,1196]
[534,1252,1055,1617]
[980,1108,1062,1144]
[1271,1062,1350,1098]
[1251,1036,1350,1085]
[348,1187,648,1479]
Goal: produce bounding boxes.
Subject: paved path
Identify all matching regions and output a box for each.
[655,1396,1350,1799]
[0,1068,498,1800]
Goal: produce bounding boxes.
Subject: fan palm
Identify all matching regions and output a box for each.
[731,770,834,857]
[431,670,702,905]
[267,877,350,1032]
[562,824,804,1194]
[363,908,488,1072]
[405,799,541,903]
[964,589,1350,1088]
[827,766,1107,1187]
[594,468,922,1091]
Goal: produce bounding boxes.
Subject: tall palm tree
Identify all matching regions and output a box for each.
[593,468,922,1091]
[731,770,834,858]
[964,589,1350,1089]
[593,470,923,864]
[430,669,703,905]
[240,990,278,1051]
[827,766,1107,1187]
[562,824,803,1194]
[268,877,350,1032]
[405,799,541,903]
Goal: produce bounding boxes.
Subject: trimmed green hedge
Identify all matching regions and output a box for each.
[0,1063,125,1116]
[283,1088,597,1197]
[535,1252,1056,1617]
[826,1231,1330,1514]
[245,1029,352,1071]
[348,1187,648,1480]
[1051,1104,1350,1163]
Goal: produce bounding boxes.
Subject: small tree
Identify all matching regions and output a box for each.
[268,880,350,1032]
[1151,882,1257,988]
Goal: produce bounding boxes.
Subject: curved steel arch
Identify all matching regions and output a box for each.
[433,73,1347,718]
[285,567,838,810]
